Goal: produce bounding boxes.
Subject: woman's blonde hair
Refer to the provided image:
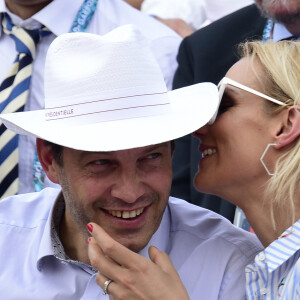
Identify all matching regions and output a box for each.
[239,40,300,229]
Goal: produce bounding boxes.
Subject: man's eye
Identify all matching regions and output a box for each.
[145,153,160,159]
[93,159,109,165]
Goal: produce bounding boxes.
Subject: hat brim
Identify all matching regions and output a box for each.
[1,83,218,151]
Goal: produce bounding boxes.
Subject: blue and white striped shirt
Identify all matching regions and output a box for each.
[246,220,300,299]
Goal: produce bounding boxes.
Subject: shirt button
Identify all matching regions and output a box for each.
[258,252,265,261]
[260,288,267,294]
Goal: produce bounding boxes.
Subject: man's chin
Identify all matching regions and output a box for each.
[109,233,150,253]
[121,239,149,253]
[272,12,300,26]
[256,2,300,25]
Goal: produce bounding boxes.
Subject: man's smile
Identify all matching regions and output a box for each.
[107,207,145,219]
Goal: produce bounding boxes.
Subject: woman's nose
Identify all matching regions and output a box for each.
[192,124,209,138]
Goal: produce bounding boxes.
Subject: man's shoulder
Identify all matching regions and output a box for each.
[168,196,246,237]
[95,0,181,41]
[189,4,265,43]
[0,188,60,228]
[168,197,262,256]
[173,4,267,87]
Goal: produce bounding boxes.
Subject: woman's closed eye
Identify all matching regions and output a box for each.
[217,95,234,117]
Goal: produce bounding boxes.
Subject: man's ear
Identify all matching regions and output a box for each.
[36,138,60,184]
[275,106,300,149]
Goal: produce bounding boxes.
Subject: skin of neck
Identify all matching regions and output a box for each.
[219,179,276,247]
[236,184,300,248]
[5,0,52,20]
[214,171,299,247]
[59,208,90,265]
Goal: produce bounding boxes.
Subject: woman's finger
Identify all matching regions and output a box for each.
[87,224,189,300]
[149,246,179,275]
[96,271,139,300]
[88,236,126,282]
[96,273,114,296]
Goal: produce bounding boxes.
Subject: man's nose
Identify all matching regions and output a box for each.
[111,171,145,203]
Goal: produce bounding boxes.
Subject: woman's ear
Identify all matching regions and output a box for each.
[275,106,300,149]
[36,138,60,184]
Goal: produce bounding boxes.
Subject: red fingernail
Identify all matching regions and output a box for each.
[87,223,93,233]
[87,237,91,244]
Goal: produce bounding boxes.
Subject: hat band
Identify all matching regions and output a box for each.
[44,91,171,125]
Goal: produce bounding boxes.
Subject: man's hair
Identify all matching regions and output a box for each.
[239,40,300,229]
[44,141,63,166]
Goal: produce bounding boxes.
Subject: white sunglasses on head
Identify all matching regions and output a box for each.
[208,77,287,124]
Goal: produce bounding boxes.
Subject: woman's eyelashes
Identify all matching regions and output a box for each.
[217,94,234,117]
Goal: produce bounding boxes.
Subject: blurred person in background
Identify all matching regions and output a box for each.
[139,0,254,37]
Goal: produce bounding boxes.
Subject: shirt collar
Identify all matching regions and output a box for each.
[248,220,300,273]
[273,22,295,42]
[139,204,171,259]
[36,192,172,270]
[36,192,98,274]
[36,191,64,271]
[0,0,84,37]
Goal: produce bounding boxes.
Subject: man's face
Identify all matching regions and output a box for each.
[255,0,300,26]
[56,143,172,252]
[5,0,52,18]
[5,0,52,6]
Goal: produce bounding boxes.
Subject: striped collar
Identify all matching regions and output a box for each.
[247,220,300,274]
[246,220,300,299]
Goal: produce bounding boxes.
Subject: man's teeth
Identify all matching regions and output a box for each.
[108,208,144,219]
[203,148,216,157]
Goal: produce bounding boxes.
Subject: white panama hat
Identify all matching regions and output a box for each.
[0,25,219,151]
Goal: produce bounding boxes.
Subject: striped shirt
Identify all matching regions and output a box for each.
[245,220,300,299]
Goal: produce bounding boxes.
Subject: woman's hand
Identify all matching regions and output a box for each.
[87,222,189,300]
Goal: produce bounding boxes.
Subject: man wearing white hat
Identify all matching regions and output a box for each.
[0,25,262,299]
[0,0,181,199]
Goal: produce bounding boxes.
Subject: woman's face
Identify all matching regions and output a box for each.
[193,58,279,201]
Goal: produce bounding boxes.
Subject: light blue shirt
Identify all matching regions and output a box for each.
[0,188,262,299]
[246,220,300,300]
[273,23,298,41]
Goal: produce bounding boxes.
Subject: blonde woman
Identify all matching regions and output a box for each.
[87,40,300,299]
